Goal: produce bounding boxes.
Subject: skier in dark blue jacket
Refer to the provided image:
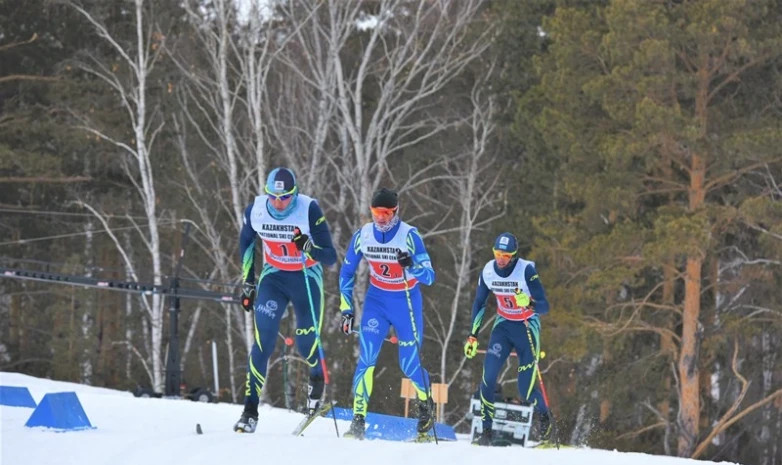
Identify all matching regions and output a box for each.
[464,232,551,446]
[233,167,336,433]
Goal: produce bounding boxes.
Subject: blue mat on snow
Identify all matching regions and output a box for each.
[0,386,37,408]
[25,392,94,431]
[332,406,456,441]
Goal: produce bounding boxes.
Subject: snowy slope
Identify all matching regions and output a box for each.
[0,372,741,465]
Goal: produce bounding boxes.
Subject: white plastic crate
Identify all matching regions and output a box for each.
[469,397,534,446]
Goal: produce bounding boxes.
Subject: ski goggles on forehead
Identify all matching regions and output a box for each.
[493,248,516,260]
[370,206,398,218]
[265,186,297,201]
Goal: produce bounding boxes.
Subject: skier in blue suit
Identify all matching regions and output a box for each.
[464,232,552,446]
[338,188,436,439]
[233,167,336,433]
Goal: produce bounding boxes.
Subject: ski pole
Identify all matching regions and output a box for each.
[298,241,339,437]
[402,263,439,444]
[524,320,559,448]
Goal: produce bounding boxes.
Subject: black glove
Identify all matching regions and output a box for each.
[292,227,313,254]
[240,282,256,312]
[396,249,413,268]
[341,312,355,335]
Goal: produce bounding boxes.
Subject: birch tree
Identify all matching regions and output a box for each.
[80,218,95,384]
[264,0,359,335]
[177,0,247,227]
[432,78,505,422]
[70,0,168,392]
[171,0,254,398]
[237,0,280,195]
[172,113,247,401]
[330,0,491,226]
[268,0,356,197]
[270,0,492,326]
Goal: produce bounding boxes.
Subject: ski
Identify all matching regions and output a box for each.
[529,441,569,449]
[291,402,334,436]
[408,432,436,443]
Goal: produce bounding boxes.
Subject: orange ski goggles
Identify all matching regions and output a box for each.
[370,206,398,219]
[492,248,516,260]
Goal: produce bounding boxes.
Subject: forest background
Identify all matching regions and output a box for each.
[1,1,780,464]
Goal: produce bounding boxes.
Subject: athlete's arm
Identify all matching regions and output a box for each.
[525,264,549,315]
[469,275,491,335]
[306,201,337,266]
[404,229,435,286]
[338,230,363,313]
[239,204,256,283]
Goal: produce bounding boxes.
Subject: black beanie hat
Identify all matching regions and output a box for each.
[371,188,398,208]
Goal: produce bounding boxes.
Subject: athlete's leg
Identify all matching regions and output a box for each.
[289,265,326,406]
[243,276,288,408]
[387,290,430,401]
[389,288,437,432]
[513,318,548,415]
[289,265,325,378]
[351,295,391,417]
[479,323,513,431]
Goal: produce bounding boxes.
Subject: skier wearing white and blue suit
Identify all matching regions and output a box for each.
[338,188,436,439]
[464,232,551,446]
[233,167,337,433]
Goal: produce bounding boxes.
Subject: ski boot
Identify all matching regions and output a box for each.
[233,402,258,433]
[307,374,324,416]
[472,427,493,446]
[539,411,552,440]
[344,414,366,440]
[416,397,435,434]
[534,410,552,444]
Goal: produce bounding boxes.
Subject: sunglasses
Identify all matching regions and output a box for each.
[265,186,297,201]
[492,248,516,260]
[370,206,398,218]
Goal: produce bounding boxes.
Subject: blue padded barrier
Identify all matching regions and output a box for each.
[24,392,94,431]
[332,406,456,441]
[0,386,37,408]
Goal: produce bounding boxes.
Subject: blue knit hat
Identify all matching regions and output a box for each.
[493,232,518,254]
[265,167,297,195]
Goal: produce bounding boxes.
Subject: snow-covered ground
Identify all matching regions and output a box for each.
[0,372,741,465]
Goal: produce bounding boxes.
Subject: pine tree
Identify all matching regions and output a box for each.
[518,0,782,459]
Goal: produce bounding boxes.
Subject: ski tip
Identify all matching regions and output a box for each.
[408,433,437,443]
[196,423,203,435]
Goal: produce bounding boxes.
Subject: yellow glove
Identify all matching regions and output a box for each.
[464,335,478,359]
[514,289,531,307]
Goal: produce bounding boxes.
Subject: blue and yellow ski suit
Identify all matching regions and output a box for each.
[339,220,435,416]
[239,193,336,406]
[469,257,550,430]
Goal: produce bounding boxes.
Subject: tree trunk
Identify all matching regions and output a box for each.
[678,52,709,456]
[600,345,612,423]
[659,260,676,427]
[678,255,702,456]
[80,219,95,384]
[678,150,705,455]
[760,330,777,465]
